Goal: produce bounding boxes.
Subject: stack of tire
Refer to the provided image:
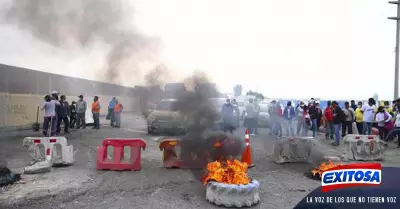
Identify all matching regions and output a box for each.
[206,180,261,207]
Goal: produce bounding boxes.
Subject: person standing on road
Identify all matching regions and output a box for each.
[296,101,304,135]
[69,101,77,128]
[324,101,334,140]
[41,94,58,136]
[245,99,257,135]
[231,99,241,127]
[221,99,235,134]
[51,91,60,129]
[92,96,101,129]
[341,101,355,137]
[375,106,393,140]
[274,101,283,137]
[283,101,295,137]
[268,100,277,136]
[113,100,124,128]
[302,105,311,136]
[315,103,323,132]
[107,97,117,126]
[350,100,358,112]
[355,101,364,134]
[332,101,345,146]
[384,101,394,116]
[361,98,376,135]
[76,95,87,129]
[56,95,70,134]
[308,101,318,137]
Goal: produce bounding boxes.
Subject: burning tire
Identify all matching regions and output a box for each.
[206,179,261,208]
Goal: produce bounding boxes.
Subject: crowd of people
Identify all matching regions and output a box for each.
[40,91,123,137]
[265,97,400,148]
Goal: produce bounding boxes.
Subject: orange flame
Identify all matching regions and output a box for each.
[214,141,222,147]
[202,159,250,185]
[311,160,343,177]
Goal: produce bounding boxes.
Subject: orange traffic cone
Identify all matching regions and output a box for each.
[241,128,255,168]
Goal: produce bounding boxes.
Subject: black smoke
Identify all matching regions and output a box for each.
[135,65,170,116]
[2,0,161,83]
[172,73,245,180]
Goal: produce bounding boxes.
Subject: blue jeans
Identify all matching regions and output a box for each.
[325,121,334,139]
[333,124,341,144]
[284,119,295,137]
[43,116,57,136]
[311,119,318,137]
[93,113,100,129]
[362,122,373,135]
[274,119,282,136]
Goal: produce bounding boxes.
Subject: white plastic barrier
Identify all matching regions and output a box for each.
[343,134,385,161]
[273,137,313,164]
[23,137,74,165]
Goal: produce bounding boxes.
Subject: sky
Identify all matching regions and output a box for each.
[0,0,397,100]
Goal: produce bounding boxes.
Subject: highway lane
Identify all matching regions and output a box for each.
[1,114,320,209]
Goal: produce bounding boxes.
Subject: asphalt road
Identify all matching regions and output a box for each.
[1,115,322,209]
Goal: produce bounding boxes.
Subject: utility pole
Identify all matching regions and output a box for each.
[388,1,400,99]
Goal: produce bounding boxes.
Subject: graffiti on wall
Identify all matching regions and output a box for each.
[4,104,29,124]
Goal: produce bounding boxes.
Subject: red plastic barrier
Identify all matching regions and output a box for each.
[159,138,182,168]
[96,138,146,171]
[372,127,379,136]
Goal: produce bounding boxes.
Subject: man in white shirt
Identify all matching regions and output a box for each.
[361,98,376,135]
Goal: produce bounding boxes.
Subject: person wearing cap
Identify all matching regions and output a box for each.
[92,96,101,129]
[76,95,87,129]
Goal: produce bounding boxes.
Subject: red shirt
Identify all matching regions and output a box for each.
[276,107,283,116]
[324,107,333,121]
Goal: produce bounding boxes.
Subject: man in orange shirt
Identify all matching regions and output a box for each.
[92,96,101,129]
[113,100,124,128]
